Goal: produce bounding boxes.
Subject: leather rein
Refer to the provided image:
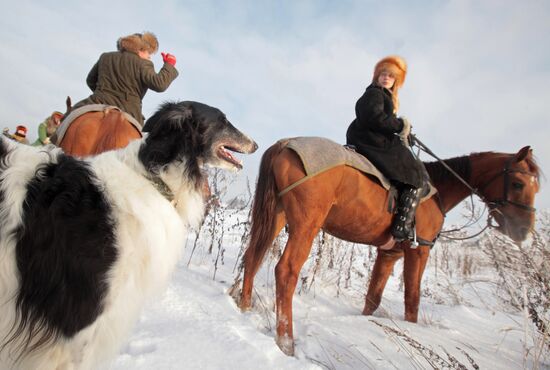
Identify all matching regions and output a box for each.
[411,135,537,241]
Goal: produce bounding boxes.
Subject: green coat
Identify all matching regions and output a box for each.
[31,122,49,146]
[72,51,179,126]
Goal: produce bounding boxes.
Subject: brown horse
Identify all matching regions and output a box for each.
[58,108,141,156]
[238,138,540,355]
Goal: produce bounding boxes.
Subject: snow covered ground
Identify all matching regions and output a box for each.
[110,209,549,369]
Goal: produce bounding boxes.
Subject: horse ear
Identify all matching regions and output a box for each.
[514,146,531,162]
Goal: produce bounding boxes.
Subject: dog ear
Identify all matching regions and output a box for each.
[139,102,200,175]
[142,102,193,133]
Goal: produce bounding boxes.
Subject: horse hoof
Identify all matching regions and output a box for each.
[404,313,418,323]
[239,302,252,312]
[362,309,374,316]
[362,298,379,316]
[276,335,295,356]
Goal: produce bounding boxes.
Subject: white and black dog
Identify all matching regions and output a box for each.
[0,101,257,369]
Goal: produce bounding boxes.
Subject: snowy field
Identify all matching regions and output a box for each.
[111,205,549,370]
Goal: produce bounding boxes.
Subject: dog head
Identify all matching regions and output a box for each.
[140,101,257,183]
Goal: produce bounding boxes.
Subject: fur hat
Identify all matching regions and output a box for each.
[372,55,407,90]
[117,32,159,54]
[372,55,407,112]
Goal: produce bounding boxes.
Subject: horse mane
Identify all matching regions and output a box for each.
[423,155,472,184]
[524,154,543,182]
[423,151,543,186]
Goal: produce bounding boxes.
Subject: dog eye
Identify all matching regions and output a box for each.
[512,181,524,190]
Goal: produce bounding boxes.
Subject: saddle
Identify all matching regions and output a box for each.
[53,104,142,146]
[279,137,436,207]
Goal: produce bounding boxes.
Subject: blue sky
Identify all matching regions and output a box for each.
[0,0,548,213]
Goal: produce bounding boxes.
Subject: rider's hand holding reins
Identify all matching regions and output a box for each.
[398,116,411,147]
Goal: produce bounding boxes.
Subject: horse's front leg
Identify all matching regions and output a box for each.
[274,229,317,356]
[363,246,404,315]
[403,244,431,322]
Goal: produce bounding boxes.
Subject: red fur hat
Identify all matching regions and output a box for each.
[15,125,27,137]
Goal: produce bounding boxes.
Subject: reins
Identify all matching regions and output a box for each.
[409,134,536,241]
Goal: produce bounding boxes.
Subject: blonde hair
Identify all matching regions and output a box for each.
[372,56,407,112]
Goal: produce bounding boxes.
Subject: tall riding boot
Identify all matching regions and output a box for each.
[390,185,422,242]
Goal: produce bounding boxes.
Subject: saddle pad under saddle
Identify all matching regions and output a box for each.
[53,104,142,146]
[281,136,436,201]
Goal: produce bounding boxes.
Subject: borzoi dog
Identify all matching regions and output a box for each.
[0,101,257,369]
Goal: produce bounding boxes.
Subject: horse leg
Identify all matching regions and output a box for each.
[363,246,404,315]
[274,226,318,356]
[403,244,430,322]
[240,212,286,311]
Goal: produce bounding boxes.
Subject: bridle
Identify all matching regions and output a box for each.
[410,135,537,240]
[477,157,537,213]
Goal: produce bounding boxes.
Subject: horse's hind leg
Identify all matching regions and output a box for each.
[274,225,319,356]
[239,211,286,311]
[363,246,404,315]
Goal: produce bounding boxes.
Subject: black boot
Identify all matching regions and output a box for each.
[390,185,421,242]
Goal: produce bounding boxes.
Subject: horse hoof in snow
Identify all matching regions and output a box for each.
[0,101,257,369]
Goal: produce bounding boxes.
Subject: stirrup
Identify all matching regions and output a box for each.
[410,227,419,249]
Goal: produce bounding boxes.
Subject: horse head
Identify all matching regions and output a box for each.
[476,146,540,242]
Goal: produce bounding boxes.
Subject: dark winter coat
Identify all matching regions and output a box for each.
[346,84,425,188]
[72,51,179,126]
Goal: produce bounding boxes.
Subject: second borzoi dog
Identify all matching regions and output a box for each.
[0,101,257,369]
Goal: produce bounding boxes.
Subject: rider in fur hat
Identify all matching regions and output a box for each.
[12,125,30,145]
[346,55,427,242]
[71,32,178,126]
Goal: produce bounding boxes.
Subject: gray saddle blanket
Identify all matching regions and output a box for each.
[282,136,436,200]
[54,104,141,145]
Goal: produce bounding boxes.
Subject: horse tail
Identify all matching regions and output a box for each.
[244,141,285,278]
[238,141,285,308]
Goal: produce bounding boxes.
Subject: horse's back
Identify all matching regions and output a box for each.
[59,110,141,157]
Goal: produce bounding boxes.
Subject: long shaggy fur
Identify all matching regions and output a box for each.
[0,101,256,369]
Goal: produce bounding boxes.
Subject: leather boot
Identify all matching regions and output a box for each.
[390,185,421,242]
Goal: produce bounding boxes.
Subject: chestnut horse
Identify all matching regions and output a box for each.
[58,108,141,156]
[238,138,540,355]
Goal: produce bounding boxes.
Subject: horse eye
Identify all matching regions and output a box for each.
[512,181,524,190]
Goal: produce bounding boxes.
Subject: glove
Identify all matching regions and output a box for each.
[398,117,411,147]
[161,52,177,66]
